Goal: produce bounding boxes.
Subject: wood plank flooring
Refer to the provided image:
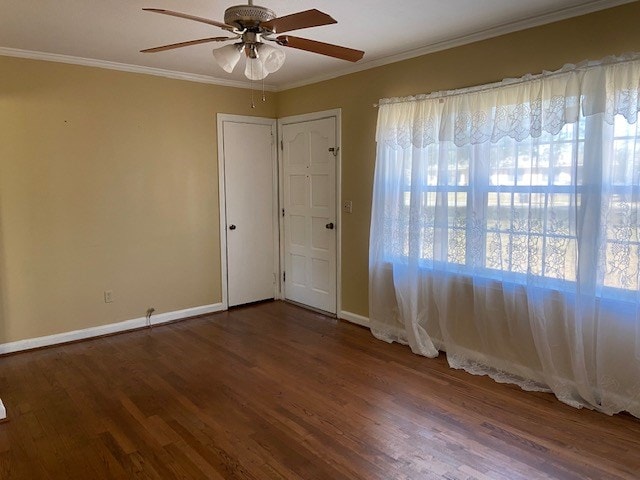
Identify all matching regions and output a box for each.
[0,300,639,479]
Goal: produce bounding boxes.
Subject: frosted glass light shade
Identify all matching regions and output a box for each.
[257,43,286,73]
[245,56,267,80]
[213,44,242,73]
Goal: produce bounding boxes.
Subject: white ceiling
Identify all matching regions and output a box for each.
[0,0,634,90]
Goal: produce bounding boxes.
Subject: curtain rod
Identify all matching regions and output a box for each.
[372,53,640,108]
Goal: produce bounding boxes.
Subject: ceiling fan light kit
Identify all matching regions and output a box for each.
[212,43,243,73]
[141,1,365,85]
[244,53,267,80]
[257,43,286,73]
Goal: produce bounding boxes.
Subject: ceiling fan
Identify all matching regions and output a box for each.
[140,1,365,82]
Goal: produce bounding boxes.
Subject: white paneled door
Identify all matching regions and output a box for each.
[281,117,337,314]
[220,117,277,307]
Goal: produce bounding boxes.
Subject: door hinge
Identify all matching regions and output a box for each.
[283,271,286,282]
[329,147,339,157]
[271,133,274,145]
[280,139,284,150]
[282,208,285,217]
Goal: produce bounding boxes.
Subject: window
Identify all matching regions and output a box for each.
[378,104,640,296]
[369,54,640,418]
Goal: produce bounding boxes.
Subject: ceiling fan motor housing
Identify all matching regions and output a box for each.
[224,4,276,29]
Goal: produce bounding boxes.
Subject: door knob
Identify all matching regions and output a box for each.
[229,224,236,230]
[325,222,334,230]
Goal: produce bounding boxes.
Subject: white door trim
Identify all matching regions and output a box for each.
[217,113,278,310]
[277,109,342,315]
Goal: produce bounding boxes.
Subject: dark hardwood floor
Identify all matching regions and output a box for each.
[0,301,639,479]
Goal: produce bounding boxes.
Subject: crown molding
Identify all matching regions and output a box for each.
[275,0,637,92]
[0,46,278,91]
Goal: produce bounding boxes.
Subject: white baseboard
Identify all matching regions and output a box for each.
[0,303,225,355]
[339,310,370,328]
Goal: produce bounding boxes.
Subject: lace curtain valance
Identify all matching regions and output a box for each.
[377,53,640,148]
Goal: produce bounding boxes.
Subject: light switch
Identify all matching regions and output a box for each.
[343,200,353,214]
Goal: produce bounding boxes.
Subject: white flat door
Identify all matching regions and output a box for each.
[282,117,337,313]
[222,119,276,307]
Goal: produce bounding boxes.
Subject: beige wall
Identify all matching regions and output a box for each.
[277,2,640,317]
[0,56,275,343]
[1,2,640,344]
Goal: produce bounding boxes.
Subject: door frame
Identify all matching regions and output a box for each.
[217,113,279,310]
[276,109,342,315]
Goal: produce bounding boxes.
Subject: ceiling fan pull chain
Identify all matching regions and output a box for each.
[250,59,256,108]
[262,76,266,102]
[251,75,256,109]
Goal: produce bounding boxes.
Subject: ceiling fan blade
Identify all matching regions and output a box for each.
[142,8,235,31]
[277,35,364,62]
[262,9,336,34]
[141,37,234,53]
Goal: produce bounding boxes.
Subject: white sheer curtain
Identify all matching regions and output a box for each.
[370,54,640,417]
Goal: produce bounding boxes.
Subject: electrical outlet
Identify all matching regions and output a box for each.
[343,200,353,214]
[104,290,114,303]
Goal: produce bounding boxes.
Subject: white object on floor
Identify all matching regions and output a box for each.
[0,399,6,421]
